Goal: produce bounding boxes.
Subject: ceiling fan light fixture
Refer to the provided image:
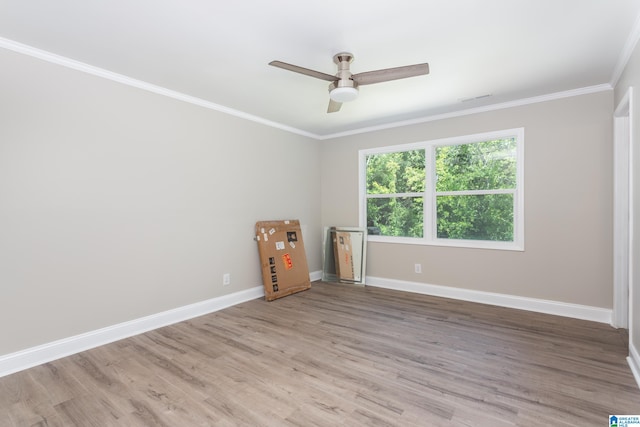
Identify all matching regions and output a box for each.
[329,86,359,103]
[269,53,429,113]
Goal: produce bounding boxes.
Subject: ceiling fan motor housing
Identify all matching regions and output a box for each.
[329,52,358,102]
[333,52,358,89]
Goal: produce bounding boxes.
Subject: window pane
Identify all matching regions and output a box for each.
[436,194,514,241]
[367,197,423,237]
[366,150,425,194]
[435,138,516,192]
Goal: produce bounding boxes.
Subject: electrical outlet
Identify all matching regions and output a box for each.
[223,273,231,286]
[414,263,422,274]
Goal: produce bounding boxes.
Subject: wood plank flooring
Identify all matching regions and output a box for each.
[1,282,639,426]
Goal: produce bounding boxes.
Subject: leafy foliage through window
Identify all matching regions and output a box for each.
[361,129,523,250]
[366,150,425,237]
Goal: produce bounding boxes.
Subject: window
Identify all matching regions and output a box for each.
[359,129,524,250]
[365,149,425,238]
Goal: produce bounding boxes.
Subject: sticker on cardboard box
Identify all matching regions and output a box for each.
[269,228,276,235]
[275,241,285,250]
[263,233,269,242]
[282,253,293,270]
[289,241,296,249]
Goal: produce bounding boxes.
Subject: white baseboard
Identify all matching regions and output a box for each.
[310,270,323,282]
[628,343,640,390]
[365,276,612,324]
[0,270,323,378]
[0,285,265,378]
[8,271,603,378]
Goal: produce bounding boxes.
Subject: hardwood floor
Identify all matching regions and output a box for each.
[1,282,639,426]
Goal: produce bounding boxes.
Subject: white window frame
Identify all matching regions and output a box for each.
[359,128,524,251]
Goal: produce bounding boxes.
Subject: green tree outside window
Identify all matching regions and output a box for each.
[365,137,517,242]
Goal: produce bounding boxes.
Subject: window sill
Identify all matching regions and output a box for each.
[367,235,524,252]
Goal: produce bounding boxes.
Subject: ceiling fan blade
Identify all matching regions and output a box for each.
[269,60,337,82]
[352,63,429,85]
[327,99,342,113]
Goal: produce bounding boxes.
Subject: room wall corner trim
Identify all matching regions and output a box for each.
[627,343,640,390]
[365,276,612,324]
[0,286,265,378]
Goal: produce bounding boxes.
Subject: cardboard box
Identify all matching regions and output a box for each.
[333,231,355,280]
[255,220,311,301]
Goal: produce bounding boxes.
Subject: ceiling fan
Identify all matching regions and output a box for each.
[269,52,429,113]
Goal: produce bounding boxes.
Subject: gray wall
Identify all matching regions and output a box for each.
[614,40,640,351]
[321,91,614,308]
[0,42,619,359]
[0,49,321,355]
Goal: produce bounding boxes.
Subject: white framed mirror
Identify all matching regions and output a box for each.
[322,226,367,285]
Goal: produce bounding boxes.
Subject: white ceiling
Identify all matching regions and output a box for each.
[1,0,639,138]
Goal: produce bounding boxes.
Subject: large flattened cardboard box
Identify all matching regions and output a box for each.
[255,220,311,301]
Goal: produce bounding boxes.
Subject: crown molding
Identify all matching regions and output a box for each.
[611,11,640,87]
[318,84,612,140]
[0,36,616,142]
[0,36,317,140]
